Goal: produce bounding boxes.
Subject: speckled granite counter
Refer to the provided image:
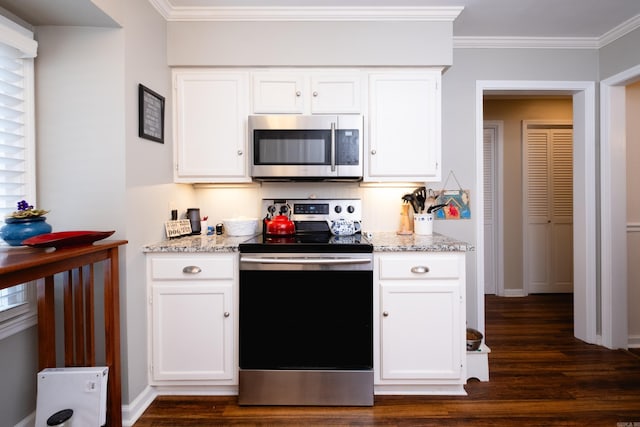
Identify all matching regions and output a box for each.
[142,234,255,253]
[367,232,474,252]
[143,232,473,253]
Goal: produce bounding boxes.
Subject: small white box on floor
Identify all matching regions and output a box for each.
[35,367,108,427]
[467,344,491,381]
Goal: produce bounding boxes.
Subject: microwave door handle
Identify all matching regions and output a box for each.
[330,121,336,172]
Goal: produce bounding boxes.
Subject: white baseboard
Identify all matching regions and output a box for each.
[502,289,527,297]
[14,412,35,427]
[122,386,157,427]
[628,334,640,348]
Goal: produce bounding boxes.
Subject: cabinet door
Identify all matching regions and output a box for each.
[310,73,361,114]
[367,71,441,181]
[174,71,249,182]
[151,283,234,381]
[380,281,462,380]
[252,72,305,114]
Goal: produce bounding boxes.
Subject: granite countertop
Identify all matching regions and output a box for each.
[142,234,252,253]
[143,232,474,253]
[366,231,474,252]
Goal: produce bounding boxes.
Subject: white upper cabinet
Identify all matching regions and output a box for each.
[172,67,443,183]
[366,70,442,182]
[252,70,362,114]
[173,69,250,183]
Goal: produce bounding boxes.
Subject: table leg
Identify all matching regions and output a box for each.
[104,247,122,426]
[37,276,56,369]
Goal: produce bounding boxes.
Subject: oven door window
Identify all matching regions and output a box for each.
[239,270,373,370]
[253,130,330,165]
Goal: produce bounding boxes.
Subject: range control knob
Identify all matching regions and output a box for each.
[347,205,355,214]
[334,205,342,214]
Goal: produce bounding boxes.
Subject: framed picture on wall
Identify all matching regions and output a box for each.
[138,84,165,143]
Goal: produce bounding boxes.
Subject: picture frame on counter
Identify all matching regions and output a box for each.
[138,84,165,143]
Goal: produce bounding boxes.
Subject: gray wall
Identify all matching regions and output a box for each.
[599,27,640,80]
[167,20,453,66]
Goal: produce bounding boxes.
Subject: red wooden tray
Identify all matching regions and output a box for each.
[22,230,115,249]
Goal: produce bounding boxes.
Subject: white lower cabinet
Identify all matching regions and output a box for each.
[374,252,466,395]
[147,253,237,387]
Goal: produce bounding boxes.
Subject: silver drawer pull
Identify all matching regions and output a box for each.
[224,312,230,318]
[410,266,430,274]
[383,311,389,317]
[182,265,202,274]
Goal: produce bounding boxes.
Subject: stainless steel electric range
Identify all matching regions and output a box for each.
[238,199,374,406]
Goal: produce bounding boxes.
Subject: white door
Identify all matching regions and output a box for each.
[483,122,502,295]
[523,122,573,294]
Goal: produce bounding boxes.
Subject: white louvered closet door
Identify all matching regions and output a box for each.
[523,123,573,294]
[483,125,497,295]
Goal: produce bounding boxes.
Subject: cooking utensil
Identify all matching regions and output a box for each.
[426,203,448,214]
[402,193,419,214]
[413,187,427,213]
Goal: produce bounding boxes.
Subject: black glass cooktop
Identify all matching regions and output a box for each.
[239,231,373,254]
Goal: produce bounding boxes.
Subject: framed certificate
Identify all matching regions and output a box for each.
[138,84,165,143]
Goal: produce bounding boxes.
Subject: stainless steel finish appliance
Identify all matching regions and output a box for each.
[249,115,363,181]
[238,199,374,406]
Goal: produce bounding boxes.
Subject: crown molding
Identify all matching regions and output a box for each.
[149,2,463,22]
[599,14,640,48]
[453,36,599,49]
[455,13,640,50]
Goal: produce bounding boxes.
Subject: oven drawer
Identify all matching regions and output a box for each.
[150,255,235,280]
[378,253,462,280]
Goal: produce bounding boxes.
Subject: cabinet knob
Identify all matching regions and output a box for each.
[224,312,230,318]
[296,90,302,97]
[182,265,201,274]
[383,311,389,317]
[237,150,243,156]
[371,149,377,155]
[410,266,430,274]
[313,91,318,97]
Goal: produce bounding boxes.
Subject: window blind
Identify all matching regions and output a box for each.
[0,16,37,328]
[0,45,27,218]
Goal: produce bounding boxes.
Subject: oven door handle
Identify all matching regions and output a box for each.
[240,256,372,265]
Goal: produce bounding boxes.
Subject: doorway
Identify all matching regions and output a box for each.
[474,80,597,345]
[483,99,574,297]
[600,64,640,349]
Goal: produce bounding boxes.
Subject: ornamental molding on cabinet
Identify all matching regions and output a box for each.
[147,2,463,22]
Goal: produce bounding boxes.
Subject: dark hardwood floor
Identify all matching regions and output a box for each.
[134,294,640,426]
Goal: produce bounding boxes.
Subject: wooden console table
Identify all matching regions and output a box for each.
[0,240,127,427]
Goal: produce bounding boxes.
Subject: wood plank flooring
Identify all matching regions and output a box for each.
[134,294,640,426]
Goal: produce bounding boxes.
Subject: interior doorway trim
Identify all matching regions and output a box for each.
[600,64,640,349]
[475,80,597,345]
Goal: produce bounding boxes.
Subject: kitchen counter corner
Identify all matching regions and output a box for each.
[367,231,474,252]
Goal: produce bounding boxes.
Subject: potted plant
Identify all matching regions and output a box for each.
[0,200,52,246]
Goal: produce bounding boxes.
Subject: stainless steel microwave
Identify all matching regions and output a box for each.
[248,114,363,181]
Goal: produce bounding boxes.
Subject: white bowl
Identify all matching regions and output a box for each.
[223,217,259,236]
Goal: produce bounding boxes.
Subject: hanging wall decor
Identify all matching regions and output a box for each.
[435,170,471,220]
[138,84,165,143]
